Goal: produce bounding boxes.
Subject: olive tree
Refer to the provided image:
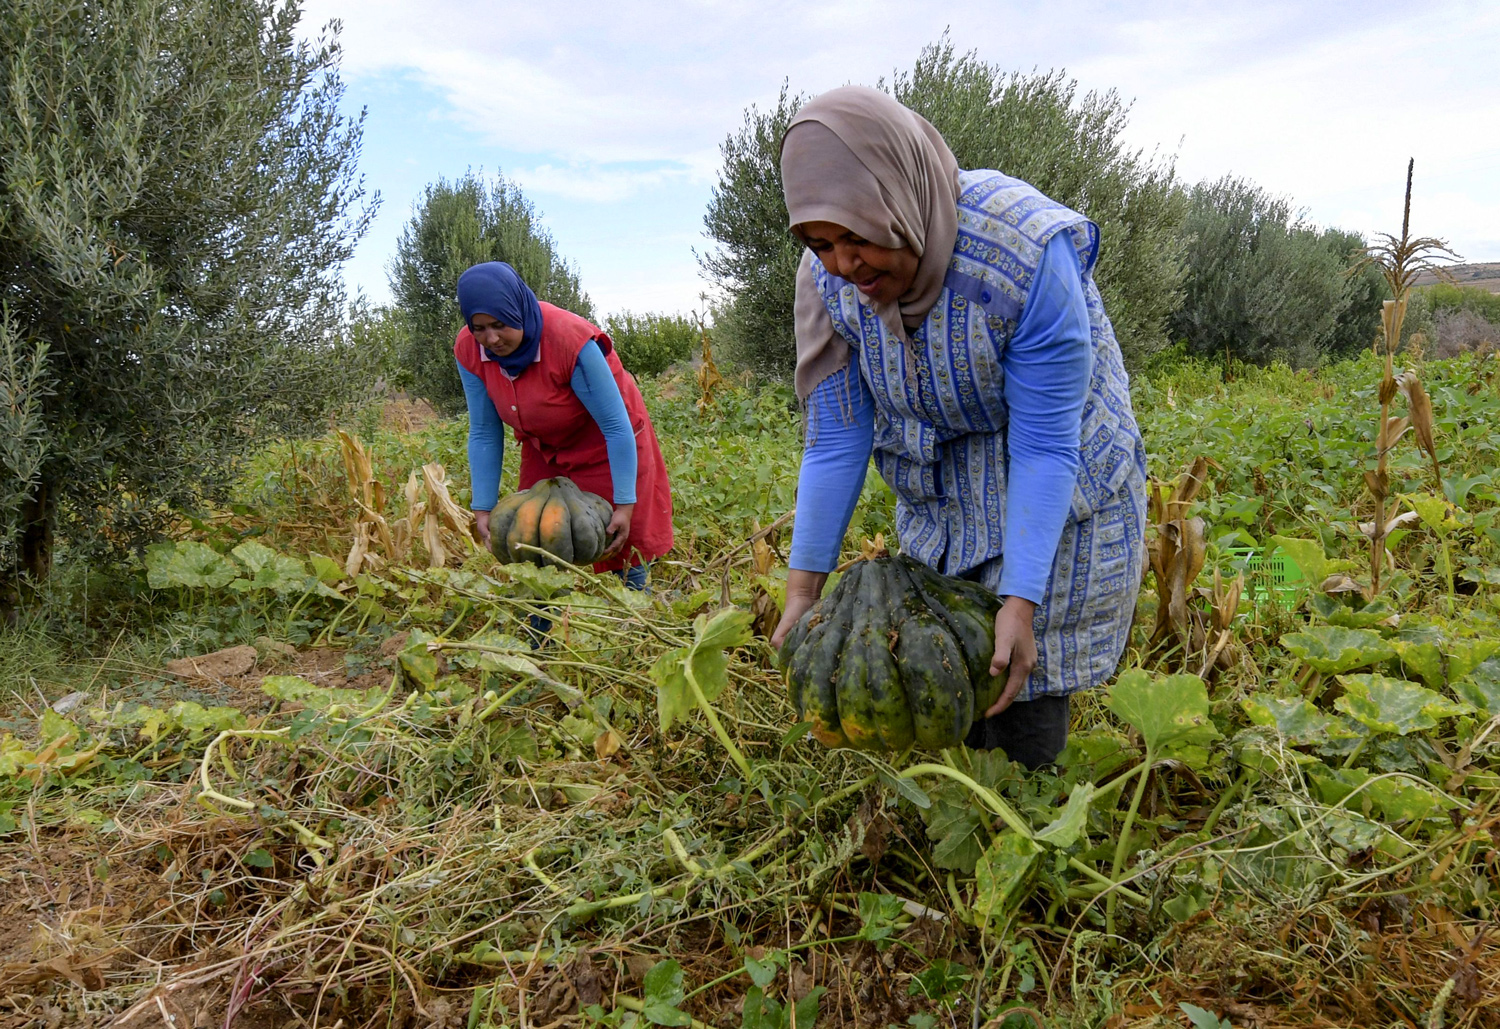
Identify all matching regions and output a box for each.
[0,0,376,596]
[388,172,593,411]
[701,40,1188,377]
[1169,177,1388,365]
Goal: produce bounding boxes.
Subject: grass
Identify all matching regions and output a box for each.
[4,350,1500,1028]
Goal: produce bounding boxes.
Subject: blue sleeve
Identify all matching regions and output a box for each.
[998,231,1094,603]
[570,340,638,505]
[789,369,874,573]
[458,362,504,511]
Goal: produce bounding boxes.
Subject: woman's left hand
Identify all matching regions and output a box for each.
[986,597,1039,717]
[601,503,635,560]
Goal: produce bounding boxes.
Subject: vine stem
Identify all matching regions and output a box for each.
[196,728,333,854]
[684,659,754,782]
[1107,743,1157,937]
[902,761,1146,907]
[899,763,1032,837]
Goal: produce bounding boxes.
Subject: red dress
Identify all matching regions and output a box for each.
[454,303,673,571]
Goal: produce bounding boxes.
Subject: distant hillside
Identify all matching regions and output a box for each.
[1413,262,1500,292]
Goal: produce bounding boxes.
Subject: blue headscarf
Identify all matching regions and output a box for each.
[456,262,544,376]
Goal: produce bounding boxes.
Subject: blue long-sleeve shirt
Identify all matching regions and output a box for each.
[789,232,1094,604]
[460,339,638,510]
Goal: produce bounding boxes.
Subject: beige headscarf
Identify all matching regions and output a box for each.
[780,86,961,400]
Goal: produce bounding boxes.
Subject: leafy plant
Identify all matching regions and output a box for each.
[605,311,699,377]
[388,170,592,411]
[0,0,377,597]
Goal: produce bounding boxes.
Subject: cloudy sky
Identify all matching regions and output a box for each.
[301,0,1500,318]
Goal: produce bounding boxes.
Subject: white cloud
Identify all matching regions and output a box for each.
[307,0,1500,308]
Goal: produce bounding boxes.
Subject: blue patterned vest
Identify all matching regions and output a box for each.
[810,170,1147,578]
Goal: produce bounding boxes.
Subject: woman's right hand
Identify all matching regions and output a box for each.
[771,568,829,649]
[474,510,491,547]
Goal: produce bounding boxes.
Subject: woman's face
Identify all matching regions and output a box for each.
[470,313,526,356]
[798,221,918,306]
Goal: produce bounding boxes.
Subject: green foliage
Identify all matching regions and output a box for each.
[972,831,1042,922]
[1405,282,1500,357]
[1170,176,1390,365]
[604,311,698,377]
[13,347,1500,1025]
[702,40,1188,377]
[1105,669,1219,758]
[652,608,752,734]
[1417,282,1500,325]
[0,0,377,584]
[1333,673,1471,736]
[388,170,593,411]
[700,82,805,378]
[1281,626,1394,674]
[641,960,692,1026]
[892,40,1187,366]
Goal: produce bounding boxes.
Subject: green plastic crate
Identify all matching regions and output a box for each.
[1223,545,1306,604]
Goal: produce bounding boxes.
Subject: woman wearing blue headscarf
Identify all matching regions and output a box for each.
[453,262,674,583]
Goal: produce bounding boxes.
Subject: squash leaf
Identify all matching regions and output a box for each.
[1454,657,1500,717]
[1268,535,1326,590]
[972,831,1042,923]
[145,541,238,590]
[653,608,752,733]
[1034,783,1095,848]
[1241,694,1355,746]
[1105,670,1220,756]
[1281,626,1394,674]
[1333,674,1472,736]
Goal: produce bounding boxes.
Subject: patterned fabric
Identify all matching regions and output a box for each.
[809,170,1148,699]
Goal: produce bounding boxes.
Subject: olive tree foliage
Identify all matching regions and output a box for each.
[0,0,376,591]
[1169,177,1388,366]
[700,84,807,378]
[892,43,1187,366]
[388,172,593,412]
[700,40,1188,378]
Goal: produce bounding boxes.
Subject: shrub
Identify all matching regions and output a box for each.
[700,40,1188,378]
[388,171,592,411]
[1405,283,1500,357]
[604,312,699,377]
[0,0,375,595]
[1169,177,1387,366]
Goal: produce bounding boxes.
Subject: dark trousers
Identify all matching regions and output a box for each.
[952,563,1071,769]
[964,694,1070,769]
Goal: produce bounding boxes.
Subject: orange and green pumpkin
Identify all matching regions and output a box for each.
[488,477,614,568]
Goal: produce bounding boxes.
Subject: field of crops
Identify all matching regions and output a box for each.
[4,348,1500,1029]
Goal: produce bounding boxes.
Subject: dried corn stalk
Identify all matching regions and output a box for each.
[337,430,395,574]
[337,430,479,572]
[1146,457,1229,671]
[695,312,722,415]
[418,463,481,569]
[1360,160,1456,591]
[748,518,781,639]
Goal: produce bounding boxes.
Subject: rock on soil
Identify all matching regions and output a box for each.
[164,645,257,680]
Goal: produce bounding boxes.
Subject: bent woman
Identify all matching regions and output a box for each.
[770,87,1147,768]
[454,262,673,587]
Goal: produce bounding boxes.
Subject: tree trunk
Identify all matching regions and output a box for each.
[19,477,53,583]
[1,477,54,622]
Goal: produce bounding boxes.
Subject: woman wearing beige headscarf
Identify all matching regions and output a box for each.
[771,86,1147,769]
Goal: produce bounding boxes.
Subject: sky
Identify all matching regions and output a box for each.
[299,0,1500,319]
